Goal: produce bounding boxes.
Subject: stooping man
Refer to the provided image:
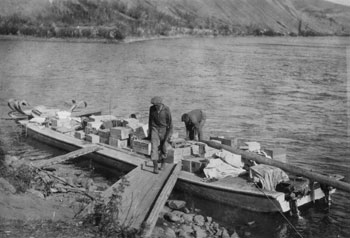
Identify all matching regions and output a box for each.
[181,109,206,141]
[148,96,173,174]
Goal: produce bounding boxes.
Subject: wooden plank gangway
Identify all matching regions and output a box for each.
[79,161,181,234]
[33,145,101,168]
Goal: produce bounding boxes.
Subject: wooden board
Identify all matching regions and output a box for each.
[33,145,101,167]
[78,162,179,231]
[141,162,181,237]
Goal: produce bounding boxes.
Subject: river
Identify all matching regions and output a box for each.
[0,36,349,238]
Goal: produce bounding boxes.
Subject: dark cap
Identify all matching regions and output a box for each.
[151,96,163,105]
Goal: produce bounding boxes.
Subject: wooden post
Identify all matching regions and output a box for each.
[201,140,350,193]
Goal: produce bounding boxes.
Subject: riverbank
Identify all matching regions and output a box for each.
[0,151,242,238]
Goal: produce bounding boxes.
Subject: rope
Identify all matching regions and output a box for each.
[253,181,304,238]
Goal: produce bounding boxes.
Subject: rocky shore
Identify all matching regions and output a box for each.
[0,153,244,238]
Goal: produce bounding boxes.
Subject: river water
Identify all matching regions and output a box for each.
[0,36,349,238]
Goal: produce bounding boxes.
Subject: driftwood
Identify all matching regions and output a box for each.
[31,164,95,200]
[202,140,350,193]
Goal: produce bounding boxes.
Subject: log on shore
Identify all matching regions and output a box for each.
[202,140,350,193]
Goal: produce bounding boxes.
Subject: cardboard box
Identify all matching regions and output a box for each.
[109,137,127,148]
[74,131,86,140]
[110,127,132,140]
[133,139,151,155]
[86,134,100,143]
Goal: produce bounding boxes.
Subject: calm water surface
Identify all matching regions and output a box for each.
[0,36,349,238]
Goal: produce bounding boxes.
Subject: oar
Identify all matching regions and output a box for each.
[201,140,350,193]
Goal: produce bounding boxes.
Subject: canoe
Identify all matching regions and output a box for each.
[12,114,340,214]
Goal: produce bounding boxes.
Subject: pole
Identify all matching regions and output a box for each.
[201,140,350,193]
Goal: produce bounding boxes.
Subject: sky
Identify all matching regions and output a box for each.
[325,0,350,6]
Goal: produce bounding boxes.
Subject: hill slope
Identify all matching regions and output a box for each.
[0,0,349,39]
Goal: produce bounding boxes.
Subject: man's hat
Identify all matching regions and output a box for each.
[151,96,163,105]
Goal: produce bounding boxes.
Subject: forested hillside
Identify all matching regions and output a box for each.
[0,0,349,40]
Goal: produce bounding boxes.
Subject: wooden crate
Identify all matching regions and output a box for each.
[98,128,110,138]
[181,158,206,173]
[110,127,132,140]
[51,118,71,128]
[74,131,86,140]
[99,137,109,144]
[191,159,205,173]
[166,146,192,164]
[109,137,128,149]
[101,120,114,129]
[182,159,192,172]
[263,148,287,162]
[132,139,151,155]
[170,138,186,148]
[134,124,148,139]
[53,126,73,134]
[210,136,236,147]
[86,134,100,143]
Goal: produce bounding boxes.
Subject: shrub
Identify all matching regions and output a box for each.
[84,176,137,237]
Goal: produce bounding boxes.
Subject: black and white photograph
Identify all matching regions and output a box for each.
[0,0,349,237]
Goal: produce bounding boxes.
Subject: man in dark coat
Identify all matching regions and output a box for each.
[148,96,173,174]
[181,109,206,141]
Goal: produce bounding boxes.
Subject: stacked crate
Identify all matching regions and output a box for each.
[86,134,100,143]
[109,127,131,149]
[132,139,152,155]
[165,146,192,164]
[74,131,86,140]
[182,158,207,173]
[134,124,148,139]
[98,128,110,144]
[51,118,75,134]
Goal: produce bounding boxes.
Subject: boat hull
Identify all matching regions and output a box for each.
[19,121,330,213]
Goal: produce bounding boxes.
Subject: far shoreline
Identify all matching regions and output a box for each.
[0,34,200,45]
[1,33,348,46]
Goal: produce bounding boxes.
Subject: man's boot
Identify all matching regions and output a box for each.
[153,160,159,174]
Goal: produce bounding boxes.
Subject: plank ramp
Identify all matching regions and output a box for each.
[33,145,101,167]
[141,162,182,237]
[80,161,181,233]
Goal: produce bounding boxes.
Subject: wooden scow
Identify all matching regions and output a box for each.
[202,140,350,193]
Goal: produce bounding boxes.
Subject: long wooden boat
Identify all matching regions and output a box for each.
[9,107,340,214]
